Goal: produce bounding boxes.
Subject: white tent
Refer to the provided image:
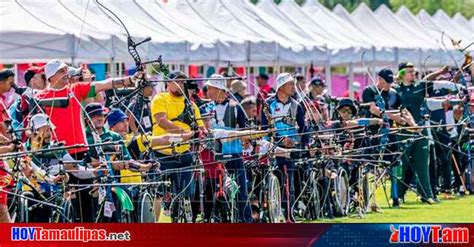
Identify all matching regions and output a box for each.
[0,0,472,68]
[333,3,396,65]
[277,0,374,66]
[453,13,473,32]
[395,6,450,66]
[0,0,113,63]
[135,0,231,64]
[92,0,207,64]
[432,10,473,49]
[373,4,451,67]
[236,0,327,65]
[301,0,375,65]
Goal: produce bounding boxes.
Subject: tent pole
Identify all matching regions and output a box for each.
[254,65,258,96]
[348,63,354,99]
[13,63,18,86]
[325,45,332,95]
[325,64,332,96]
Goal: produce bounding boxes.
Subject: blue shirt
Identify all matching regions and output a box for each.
[200,99,246,154]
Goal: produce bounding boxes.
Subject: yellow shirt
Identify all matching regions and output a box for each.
[121,133,143,184]
[151,92,203,155]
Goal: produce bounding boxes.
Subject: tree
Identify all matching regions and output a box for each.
[249,0,473,18]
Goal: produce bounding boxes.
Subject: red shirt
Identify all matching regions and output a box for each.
[0,95,11,205]
[0,95,10,135]
[257,84,274,119]
[35,82,92,154]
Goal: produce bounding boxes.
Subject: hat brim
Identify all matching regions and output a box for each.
[276,79,294,91]
[204,81,227,91]
[47,63,68,79]
[68,67,82,77]
[312,83,326,87]
[337,104,357,115]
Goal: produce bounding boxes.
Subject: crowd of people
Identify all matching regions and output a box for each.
[0,57,472,223]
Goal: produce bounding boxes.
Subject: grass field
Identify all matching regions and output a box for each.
[314,189,474,223]
[157,187,474,223]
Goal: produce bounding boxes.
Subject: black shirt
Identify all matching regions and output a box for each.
[362,85,401,118]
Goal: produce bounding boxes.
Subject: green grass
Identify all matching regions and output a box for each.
[157,189,474,223]
[313,189,474,223]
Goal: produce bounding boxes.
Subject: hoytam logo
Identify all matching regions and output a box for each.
[11,227,131,242]
[390,225,469,244]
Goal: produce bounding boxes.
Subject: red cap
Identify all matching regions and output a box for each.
[26,66,44,74]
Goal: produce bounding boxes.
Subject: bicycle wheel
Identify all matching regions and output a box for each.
[267,173,282,223]
[137,192,155,223]
[333,168,350,216]
[305,171,321,221]
[54,199,75,223]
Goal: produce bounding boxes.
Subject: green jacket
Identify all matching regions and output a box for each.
[85,127,131,161]
[394,80,432,123]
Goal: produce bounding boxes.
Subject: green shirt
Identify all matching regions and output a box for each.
[85,127,131,161]
[394,80,433,123]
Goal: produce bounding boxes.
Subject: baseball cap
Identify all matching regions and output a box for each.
[275,73,294,91]
[67,67,82,78]
[29,113,55,130]
[352,81,361,90]
[378,68,394,83]
[168,70,188,80]
[24,66,44,84]
[294,73,305,81]
[107,108,128,128]
[256,73,269,80]
[85,103,106,118]
[231,80,246,93]
[44,59,67,79]
[309,76,326,87]
[398,62,414,71]
[205,74,227,91]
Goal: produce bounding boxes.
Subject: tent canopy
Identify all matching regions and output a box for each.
[0,0,472,67]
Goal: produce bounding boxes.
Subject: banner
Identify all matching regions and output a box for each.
[1,224,472,247]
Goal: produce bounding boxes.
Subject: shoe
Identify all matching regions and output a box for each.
[443,192,455,200]
[371,203,382,213]
[392,198,400,208]
[424,198,439,205]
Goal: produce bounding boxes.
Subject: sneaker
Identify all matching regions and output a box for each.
[423,198,439,205]
[183,199,193,223]
[443,192,455,200]
[370,203,382,213]
[392,198,400,208]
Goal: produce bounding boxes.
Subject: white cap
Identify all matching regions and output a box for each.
[352,81,361,90]
[275,73,294,91]
[204,74,227,91]
[29,113,55,130]
[44,59,67,79]
[67,67,82,77]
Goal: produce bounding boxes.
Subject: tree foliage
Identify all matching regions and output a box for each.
[251,0,473,18]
